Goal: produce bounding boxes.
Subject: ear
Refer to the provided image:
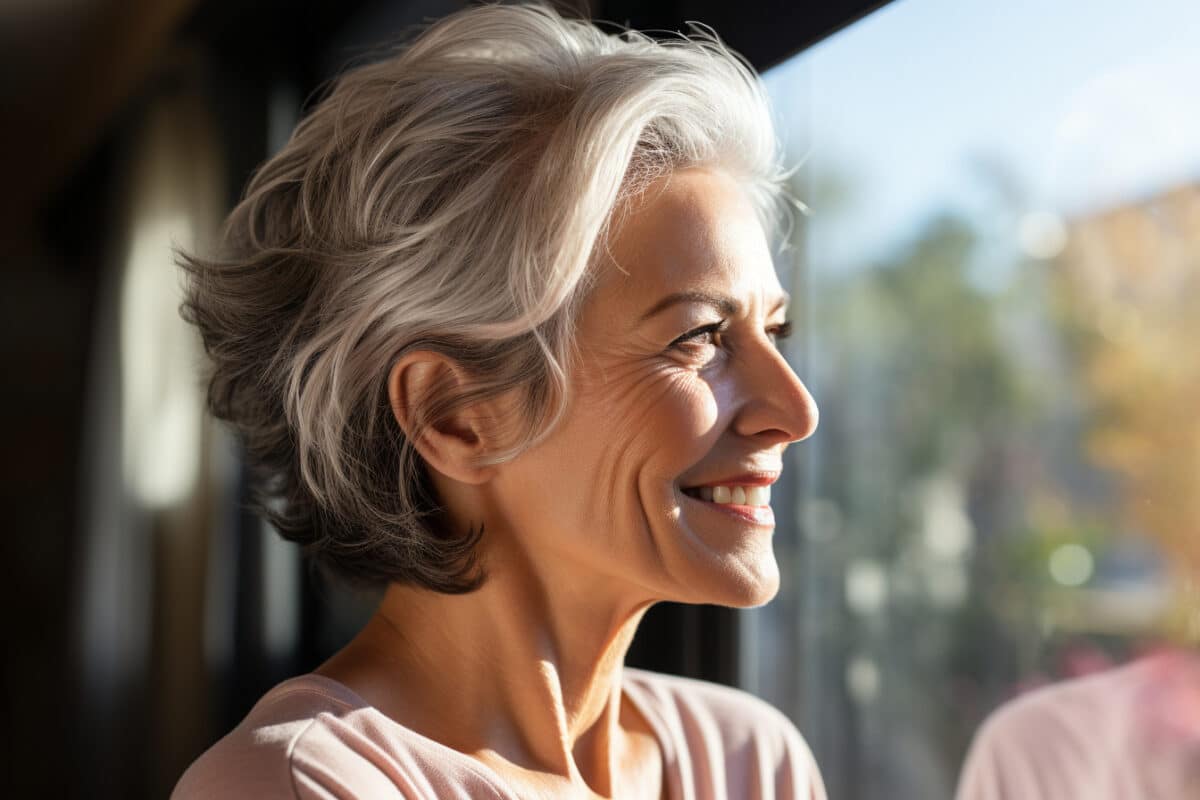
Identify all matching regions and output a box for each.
[387,351,496,485]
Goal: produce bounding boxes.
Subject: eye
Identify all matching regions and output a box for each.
[767,320,794,346]
[669,321,725,351]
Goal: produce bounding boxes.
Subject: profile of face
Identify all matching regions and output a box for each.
[477,167,818,608]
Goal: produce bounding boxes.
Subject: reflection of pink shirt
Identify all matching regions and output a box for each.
[172,667,826,799]
[956,653,1200,800]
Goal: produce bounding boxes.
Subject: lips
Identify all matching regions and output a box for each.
[680,472,779,503]
[683,471,780,489]
[681,489,776,525]
[682,484,771,506]
[678,471,779,526]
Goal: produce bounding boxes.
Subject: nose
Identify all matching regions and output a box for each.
[732,340,819,445]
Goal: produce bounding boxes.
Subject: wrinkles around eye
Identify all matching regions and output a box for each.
[668,322,725,350]
[668,319,793,356]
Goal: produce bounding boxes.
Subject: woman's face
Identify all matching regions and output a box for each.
[491,167,818,607]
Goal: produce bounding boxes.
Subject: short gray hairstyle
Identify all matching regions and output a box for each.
[180,1,794,592]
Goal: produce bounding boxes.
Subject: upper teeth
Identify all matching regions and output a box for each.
[692,485,770,506]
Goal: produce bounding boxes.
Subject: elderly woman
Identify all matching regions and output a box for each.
[173,3,822,798]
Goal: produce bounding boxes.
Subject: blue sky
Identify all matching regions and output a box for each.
[763,0,1200,269]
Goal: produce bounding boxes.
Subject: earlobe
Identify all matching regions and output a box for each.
[387,353,493,485]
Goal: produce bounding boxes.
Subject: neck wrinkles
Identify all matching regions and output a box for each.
[361,549,655,796]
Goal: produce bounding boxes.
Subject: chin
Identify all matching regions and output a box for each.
[681,552,781,609]
[724,563,781,608]
[657,492,784,607]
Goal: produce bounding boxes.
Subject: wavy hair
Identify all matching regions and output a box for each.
[180,1,795,592]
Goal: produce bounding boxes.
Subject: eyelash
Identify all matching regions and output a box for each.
[669,320,794,350]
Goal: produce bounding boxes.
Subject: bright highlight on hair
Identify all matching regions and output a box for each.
[179,1,796,592]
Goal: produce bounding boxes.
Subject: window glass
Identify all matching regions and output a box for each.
[752,1,1200,797]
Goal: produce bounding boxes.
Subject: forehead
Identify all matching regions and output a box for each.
[592,168,781,317]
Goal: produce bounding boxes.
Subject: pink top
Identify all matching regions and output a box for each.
[955,652,1200,800]
[172,667,826,799]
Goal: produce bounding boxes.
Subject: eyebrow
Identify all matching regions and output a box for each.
[637,289,790,323]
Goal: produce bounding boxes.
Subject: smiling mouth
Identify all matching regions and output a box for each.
[680,485,775,526]
[681,484,771,507]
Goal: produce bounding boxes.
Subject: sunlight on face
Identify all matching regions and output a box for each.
[496,168,818,607]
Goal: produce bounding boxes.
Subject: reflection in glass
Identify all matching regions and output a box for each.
[748,0,1200,797]
[957,650,1200,799]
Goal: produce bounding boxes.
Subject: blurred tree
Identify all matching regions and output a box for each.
[775,166,1194,800]
[803,208,1035,794]
[1052,185,1200,610]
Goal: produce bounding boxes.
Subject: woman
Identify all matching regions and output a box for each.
[173,3,823,798]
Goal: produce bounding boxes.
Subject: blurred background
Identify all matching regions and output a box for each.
[1,0,1196,798]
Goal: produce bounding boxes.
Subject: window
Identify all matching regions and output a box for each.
[750,1,1200,797]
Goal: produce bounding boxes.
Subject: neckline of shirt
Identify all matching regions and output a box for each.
[276,667,682,800]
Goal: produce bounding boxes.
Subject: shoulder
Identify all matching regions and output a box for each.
[171,674,509,800]
[171,675,358,799]
[623,667,826,800]
[955,659,1168,800]
[965,658,1157,758]
[623,666,802,747]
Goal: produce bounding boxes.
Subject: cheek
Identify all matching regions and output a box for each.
[511,365,723,526]
[496,367,729,565]
[654,372,722,452]
[585,364,723,476]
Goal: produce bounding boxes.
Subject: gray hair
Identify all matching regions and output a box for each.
[180,1,794,592]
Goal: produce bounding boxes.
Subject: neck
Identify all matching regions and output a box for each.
[320,540,655,795]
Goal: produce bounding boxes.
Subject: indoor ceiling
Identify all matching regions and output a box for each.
[0,0,885,239]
